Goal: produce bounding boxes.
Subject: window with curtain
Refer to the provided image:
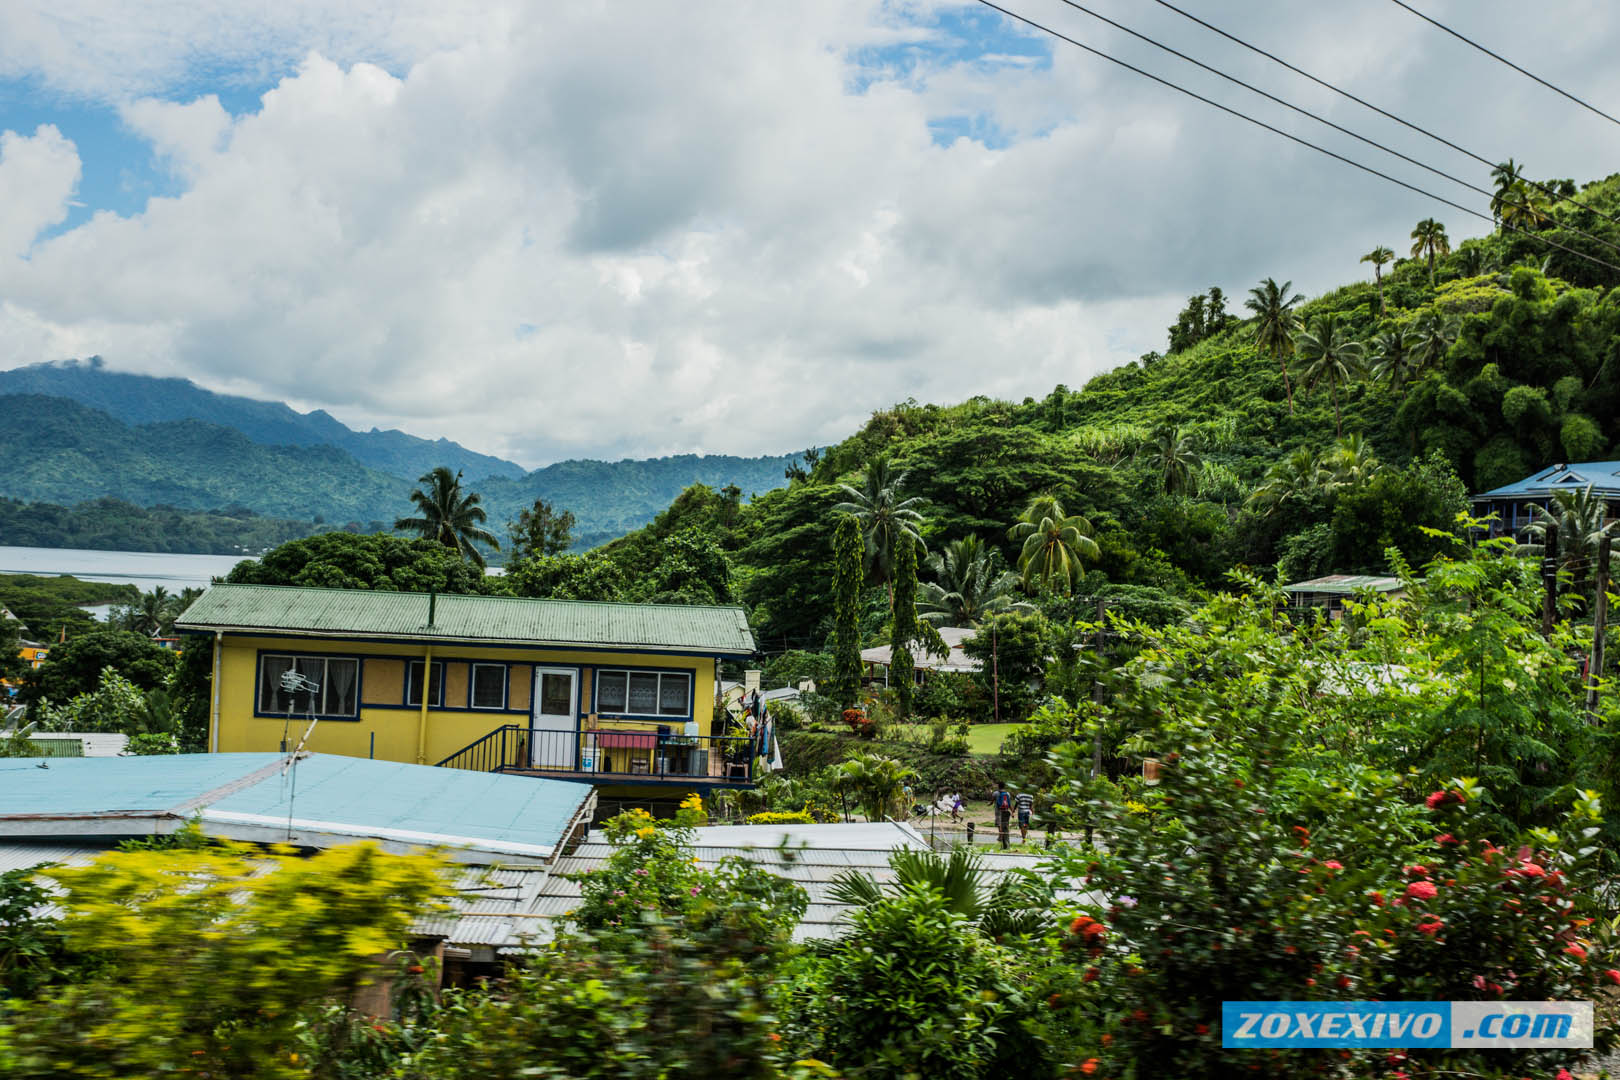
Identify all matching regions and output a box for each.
[257,653,360,717]
[407,661,444,707]
[593,669,692,718]
[470,664,507,709]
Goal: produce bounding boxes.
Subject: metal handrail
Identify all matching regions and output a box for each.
[434,724,528,772]
[435,723,758,782]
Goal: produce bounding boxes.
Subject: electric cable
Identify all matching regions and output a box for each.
[1149,0,1620,232]
[1050,0,1620,260]
[1387,0,1620,130]
[971,0,1620,279]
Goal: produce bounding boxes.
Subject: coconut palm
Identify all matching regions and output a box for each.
[917,536,1031,626]
[1295,313,1366,437]
[1490,160,1522,225]
[1410,218,1451,286]
[1360,246,1395,315]
[1321,434,1382,490]
[1454,242,1500,278]
[1499,180,1552,232]
[829,751,915,822]
[395,466,500,568]
[1145,424,1203,496]
[827,846,1053,936]
[832,459,928,608]
[127,587,175,636]
[1517,485,1617,599]
[1007,495,1100,594]
[1409,310,1460,375]
[1247,447,1329,516]
[1245,277,1306,414]
[1368,328,1420,396]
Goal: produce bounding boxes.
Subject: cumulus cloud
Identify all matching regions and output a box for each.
[0,0,1617,466]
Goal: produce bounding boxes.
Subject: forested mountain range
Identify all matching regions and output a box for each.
[0,390,800,553]
[0,358,527,482]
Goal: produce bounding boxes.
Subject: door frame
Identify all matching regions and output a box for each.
[530,666,580,770]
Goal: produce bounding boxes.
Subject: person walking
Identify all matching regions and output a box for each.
[1014,788,1035,843]
[992,780,1013,849]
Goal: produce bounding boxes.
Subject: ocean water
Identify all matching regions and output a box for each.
[0,546,250,591]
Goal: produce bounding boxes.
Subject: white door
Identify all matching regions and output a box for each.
[531,667,577,769]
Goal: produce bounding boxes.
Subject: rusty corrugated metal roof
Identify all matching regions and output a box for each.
[176,583,755,655]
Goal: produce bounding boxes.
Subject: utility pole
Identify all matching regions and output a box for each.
[1587,535,1611,721]
[1091,598,1106,783]
[991,623,1000,724]
[1541,522,1560,638]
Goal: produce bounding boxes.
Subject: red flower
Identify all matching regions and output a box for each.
[1405,880,1438,902]
[1323,860,1343,871]
[1336,975,1352,988]
[1425,790,1447,809]
[1416,920,1443,936]
[1070,917,1091,934]
[1083,967,1099,982]
[1517,862,1546,878]
[1434,833,1456,846]
[1369,891,1385,906]
[1233,779,1245,788]
[1404,864,1429,878]
[1080,1058,1099,1075]
[1603,968,1620,985]
[1564,945,1587,961]
[1195,1023,1209,1035]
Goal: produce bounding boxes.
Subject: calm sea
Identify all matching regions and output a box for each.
[0,546,251,590]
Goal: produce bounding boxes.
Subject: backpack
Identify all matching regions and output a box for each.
[994,790,1011,811]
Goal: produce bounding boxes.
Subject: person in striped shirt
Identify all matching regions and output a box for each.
[1014,789,1035,842]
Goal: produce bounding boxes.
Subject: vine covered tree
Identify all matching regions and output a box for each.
[889,535,918,719]
[1008,495,1099,595]
[828,515,864,709]
[832,459,927,608]
[1295,312,1367,437]
[1410,218,1451,286]
[394,467,499,569]
[505,498,576,564]
[1244,277,1306,413]
[1359,245,1394,315]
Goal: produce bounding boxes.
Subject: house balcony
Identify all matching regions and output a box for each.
[435,723,758,788]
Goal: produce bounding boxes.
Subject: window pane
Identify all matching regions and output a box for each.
[260,655,294,713]
[658,674,689,716]
[407,661,442,707]
[539,673,572,716]
[597,671,627,712]
[294,657,325,713]
[471,665,505,709]
[627,672,659,713]
[326,659,358,716]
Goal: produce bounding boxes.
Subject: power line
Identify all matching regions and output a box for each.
[1049,0,1620,261]
[970,0,1620,280]
[1387,0,1620,130]
[1148,0,1620,233]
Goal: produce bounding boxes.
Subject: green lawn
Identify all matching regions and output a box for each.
[890,722,1027,756]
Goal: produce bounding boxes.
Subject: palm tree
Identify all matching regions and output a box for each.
[1247,447,1328,516]
[1007,495,1100,594]
[394,466,500,569]
[1295,313,1366,437]
[130,586,174,636]
[1490,160,1522,226]
[1499,180,1551,232]
[1368,328,1419,396]
[1360,246,1395,315]
[1145,425,1203,495]
[918,536,1031,626]
[1321,434,1382,490]
[832,459,928,608]
[1517,486,1617,601]
[829,752,915,822]
[1409,310,1459,375]
[1454,242,1500,278]
[827,847,1053,936]
[1245,278,1306,414]
[1410,218,1451,286]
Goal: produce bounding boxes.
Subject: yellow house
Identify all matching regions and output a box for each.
[175,583,760,792]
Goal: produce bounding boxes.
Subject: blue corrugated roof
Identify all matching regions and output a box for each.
[0,753,588,859]
[1475,461,1620,499]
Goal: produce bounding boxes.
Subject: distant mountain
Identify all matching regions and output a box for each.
[481,453,802,549]
[0,389,802,552]
[0,358,526,482]
[0,394,409,523]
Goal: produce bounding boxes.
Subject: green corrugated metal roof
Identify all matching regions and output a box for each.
[176,583,756,655]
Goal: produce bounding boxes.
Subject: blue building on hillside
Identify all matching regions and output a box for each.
[1471,461,1620,537]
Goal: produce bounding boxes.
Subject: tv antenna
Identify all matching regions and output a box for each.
[277,669,321,840]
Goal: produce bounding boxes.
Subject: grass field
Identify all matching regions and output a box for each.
[891,722,1027,756]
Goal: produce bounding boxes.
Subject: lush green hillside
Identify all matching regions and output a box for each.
[587,171,1620,649]
[0,358,527,482]
[0,497,330,555]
